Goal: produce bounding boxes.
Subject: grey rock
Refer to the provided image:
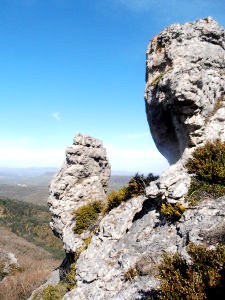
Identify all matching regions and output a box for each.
[48,133,111,253]
[0,249,18,282]
[64,195,225,299]
[34,18,225,300]
[145,17,225,165]
[62,18,225,299]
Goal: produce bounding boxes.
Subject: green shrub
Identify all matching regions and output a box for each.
[0,198,64,259]
[105,173,158,213]
[33,283,67,300]
[186,178,225,205]
[34,260,77,300]
[160,202,186,222]
[158,243,225,299]
[65,262,77,291]
[105,187,129,213]
[126,173,159,198]
[73,201,103,234]
[186,140,225,184]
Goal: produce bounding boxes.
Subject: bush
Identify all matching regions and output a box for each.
[105,173,159,213]
[73,201,103,234]
[34,284,67,300]
[158,243,225,299]
[126,173,159,198]
[186,178,225,205]
[160,202,186,222]
[105,187,129,213]
[186,140,225,184]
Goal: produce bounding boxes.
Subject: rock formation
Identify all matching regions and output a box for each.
[0,249,18,282]
[145,17,225,165]
[48,133,111,253]
[33,18,225,299]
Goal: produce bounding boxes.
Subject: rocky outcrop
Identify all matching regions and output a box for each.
[145,17,225,165]
[0,249,18,282]
[48,133,111,253]
[61,18,225,299]
[64,196,225,300]
[35,18,225,300]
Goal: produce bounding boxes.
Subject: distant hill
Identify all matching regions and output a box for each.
[0,167,132,205]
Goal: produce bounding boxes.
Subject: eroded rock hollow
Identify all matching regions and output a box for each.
[145,17,225,165]
[32,18,225,300]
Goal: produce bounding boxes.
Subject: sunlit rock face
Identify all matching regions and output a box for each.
[48,133,111,253]
[32,19,225,300]
[145,17,225,165]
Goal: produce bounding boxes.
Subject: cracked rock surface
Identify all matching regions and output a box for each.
[48,133,111,253]
[35,18,225,300]
[145,17,225,165]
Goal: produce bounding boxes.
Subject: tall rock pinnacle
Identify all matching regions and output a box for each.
[145,17,225,165]
[48,133,111,253]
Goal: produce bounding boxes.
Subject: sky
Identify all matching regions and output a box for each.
[0,0,224,175]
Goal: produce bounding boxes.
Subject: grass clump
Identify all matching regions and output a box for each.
[105,173,158,213]
[186,140,225,204]
[126,173,159,198]
[105,187,129,213]
[34,260,77,300]
[73,201,103,234]
[159,243,225,299]
[160,202,186,222]
[187,178,225,205]
[186,140,225,184]
[34,283,67,300]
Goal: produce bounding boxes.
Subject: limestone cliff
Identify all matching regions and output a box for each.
[145,17,225,165]
[33,18,225,300]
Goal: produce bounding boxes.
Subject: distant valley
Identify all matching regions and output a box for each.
[0,167,132,205]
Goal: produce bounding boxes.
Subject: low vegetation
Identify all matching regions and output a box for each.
[0,198,64,259]
[158,243,225,299]
[0,227,60,300]
[105,173,158,213]
[186,139,225,184]
[160,202,186,222]
[124,267,138,281]
[186,140,225,204]
[33,263,77,300]
[73,201,103,234]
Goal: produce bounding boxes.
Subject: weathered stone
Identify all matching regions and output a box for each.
[145,17,225,165]
[48,133,111,253]
[0,249,18,282]
[32,18,225,300]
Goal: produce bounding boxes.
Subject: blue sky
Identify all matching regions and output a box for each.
[0,0,224,174]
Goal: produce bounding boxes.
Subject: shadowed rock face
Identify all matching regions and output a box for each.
[48,133,111,253]
[145,17,225,164]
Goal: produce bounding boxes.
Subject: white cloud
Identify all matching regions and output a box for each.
[52,112,61,121]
